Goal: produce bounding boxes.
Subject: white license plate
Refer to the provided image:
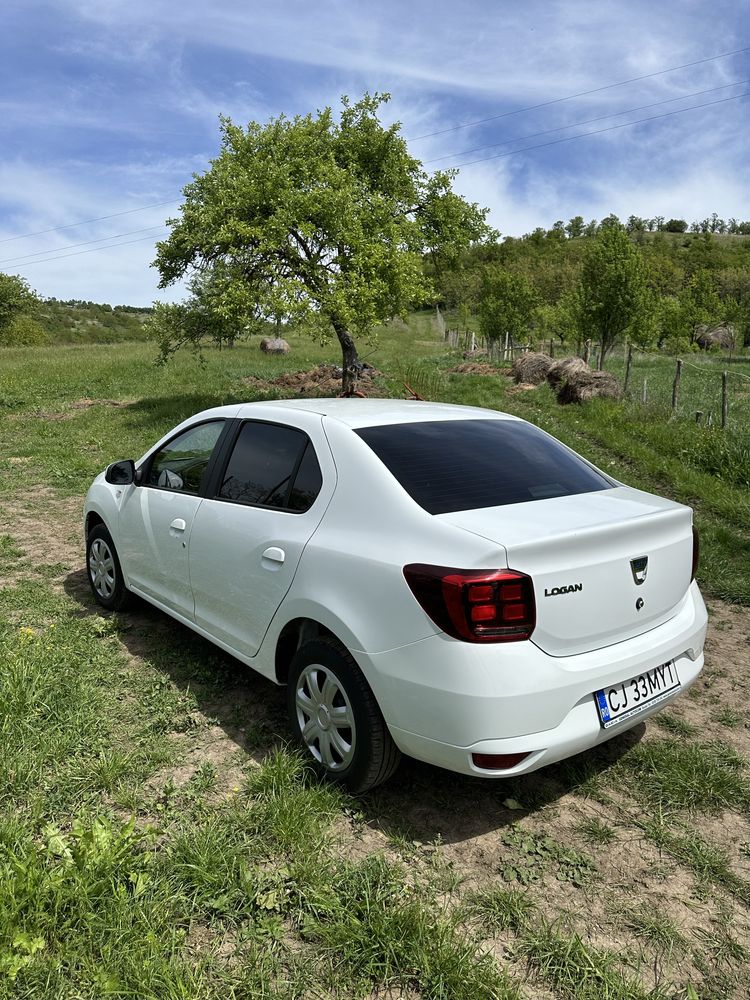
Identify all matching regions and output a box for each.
[595,661,680,729]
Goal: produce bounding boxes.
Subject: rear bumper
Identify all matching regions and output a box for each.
[356,581,707,777]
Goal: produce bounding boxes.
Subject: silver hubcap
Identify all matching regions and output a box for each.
[89,538,116,599]
[295,664,356,771]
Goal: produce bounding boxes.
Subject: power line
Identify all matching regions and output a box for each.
[407,44,750,141]
[0,200,178,246]
[6,231,170,269]
[424,79,749,165]
[3,46,748,265]
[7,92,745,266]
[444,90,750,169]
[0,225,168,267]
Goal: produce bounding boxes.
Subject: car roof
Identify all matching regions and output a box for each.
[230,397,521,429]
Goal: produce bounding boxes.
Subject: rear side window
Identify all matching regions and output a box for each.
[217,421,322,512]
[356,419,612,514]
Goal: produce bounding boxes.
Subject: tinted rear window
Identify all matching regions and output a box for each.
[356,419,612,514]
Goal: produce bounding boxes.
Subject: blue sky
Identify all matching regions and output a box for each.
[1,0,748,304]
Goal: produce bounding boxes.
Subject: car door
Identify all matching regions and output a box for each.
[188,418,333,657]
[117,419,226,617]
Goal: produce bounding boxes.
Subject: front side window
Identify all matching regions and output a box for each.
[147,421,224,494]
[217,422,322,512]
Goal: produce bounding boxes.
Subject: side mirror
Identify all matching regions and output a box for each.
[105,459,137,485]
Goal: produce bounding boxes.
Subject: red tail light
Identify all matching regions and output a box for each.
[691,525,700,582]
[403,564,536,643]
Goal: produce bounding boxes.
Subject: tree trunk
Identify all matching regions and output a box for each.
[332,320,361,395]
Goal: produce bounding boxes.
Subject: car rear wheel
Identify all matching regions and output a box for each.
[287,637,400,794]
[86,524,133,612]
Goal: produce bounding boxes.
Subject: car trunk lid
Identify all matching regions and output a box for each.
[438,487,693,657]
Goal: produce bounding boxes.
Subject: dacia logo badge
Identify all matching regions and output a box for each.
[630,556,648,586]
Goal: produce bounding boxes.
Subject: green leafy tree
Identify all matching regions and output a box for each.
[576,224,649,368]
[565,216,584,239]
[478,268,538,347]
[0,274,38,342]
[152,93,490,391]
[534,292,578,348]
[679,269,722,345]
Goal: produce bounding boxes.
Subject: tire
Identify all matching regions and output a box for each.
[287,637,401,794]
[86,524,133,612]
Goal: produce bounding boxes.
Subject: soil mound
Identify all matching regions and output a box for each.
[242,363,386,397]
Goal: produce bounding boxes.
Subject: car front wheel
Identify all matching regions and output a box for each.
[287,637,400,794]
[86,524,132,612]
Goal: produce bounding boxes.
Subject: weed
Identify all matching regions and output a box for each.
[499,826,597,887]
[623,903,685,956]
[517,918,658,1000]
[712,707,742,728]
[306,854,519,999]
[654,712,697,737]
[576,816,616,845]
[468,887,536,933]
[642,815,750,905]
[620,738,750,814]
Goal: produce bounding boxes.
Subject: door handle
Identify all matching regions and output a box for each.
[262,546,285,565]
[170,518,187,532]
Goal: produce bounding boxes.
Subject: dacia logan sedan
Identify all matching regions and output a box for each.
[85,399,707,792]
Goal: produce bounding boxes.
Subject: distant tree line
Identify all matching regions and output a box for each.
[551,214,750,237]
[0,278,154,346]
[432,213,750,361]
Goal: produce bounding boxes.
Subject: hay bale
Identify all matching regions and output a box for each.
[696,324,736,350]
[546,356,590,390]
[510,352,553,385]
[260,336,290,354]
[557,369,623,405]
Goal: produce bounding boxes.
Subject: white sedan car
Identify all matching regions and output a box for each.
[85,399,707,792]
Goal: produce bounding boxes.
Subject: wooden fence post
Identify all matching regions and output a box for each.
[583,340,591,365]
[722,371,728,429]
[623,344,633,395]
[641,377,648,403]
[671,359,682,411]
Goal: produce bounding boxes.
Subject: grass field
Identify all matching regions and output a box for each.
[1,321,749,998]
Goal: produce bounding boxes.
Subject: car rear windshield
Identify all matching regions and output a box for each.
[356,419,613,514]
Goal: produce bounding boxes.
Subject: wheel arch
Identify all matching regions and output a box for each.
[85,510,106,542]
[274,617,342,684]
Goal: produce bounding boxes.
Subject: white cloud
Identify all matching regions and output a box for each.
[1,0,748,300]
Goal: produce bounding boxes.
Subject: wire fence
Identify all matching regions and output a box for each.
[614,347,750,430]
[436,309,750,431]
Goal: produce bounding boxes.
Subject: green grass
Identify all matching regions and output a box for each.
[641,816,750,905]
[2,318,750,997]
[618,738,750,815]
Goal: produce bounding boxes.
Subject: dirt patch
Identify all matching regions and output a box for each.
[15,398,135,422]
[242,363,387,397]
[677,600,750,758]
[0,486,82,589]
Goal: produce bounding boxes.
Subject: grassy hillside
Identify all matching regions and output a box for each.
[35,299,153,344]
